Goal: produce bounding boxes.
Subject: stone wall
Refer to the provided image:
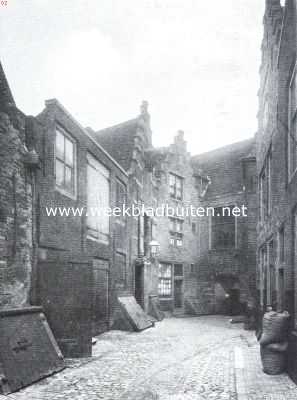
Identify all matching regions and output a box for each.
[0,109,34,309]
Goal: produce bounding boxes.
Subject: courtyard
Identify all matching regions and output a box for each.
[2,316,296,400]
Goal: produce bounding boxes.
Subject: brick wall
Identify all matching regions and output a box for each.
[33,99,130,332]
[256,0,295,319]
[151,131,200,311]
[192,140,257,315]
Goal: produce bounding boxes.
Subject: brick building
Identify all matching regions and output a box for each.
[1,56,258,348]
[147,131,201,313]
[191,139,257,315]
[91,102,159,316]
[256,0,297,381]
[93,113,258,315]
[33,99,134,341]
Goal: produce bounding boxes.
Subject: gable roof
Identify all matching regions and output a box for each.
[91,119,138,171]
[41,99,128,176]
[0,61,16,110]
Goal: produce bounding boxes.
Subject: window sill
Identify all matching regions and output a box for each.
[170,197,183,203]
[86,235,109,245]
[55,186,77,201]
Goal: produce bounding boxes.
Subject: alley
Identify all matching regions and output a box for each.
[3,316,246,400]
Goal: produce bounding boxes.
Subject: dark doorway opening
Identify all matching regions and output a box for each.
[174,264,184,309]
[135,263,144,309]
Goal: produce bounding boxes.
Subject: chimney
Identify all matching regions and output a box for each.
[174,130,187,152]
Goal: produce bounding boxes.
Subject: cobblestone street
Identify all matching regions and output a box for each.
[2,316,247,400]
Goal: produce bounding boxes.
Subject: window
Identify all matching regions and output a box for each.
[259,149,272,221]
[174,264,183,277]
[195,175,210,197]
[190,263,195,274]
[289,66,297,177]
[211,206,235,249]
[192,222,196,234]
[87,153,110,243]
[169,217,184,247]
[278,226,285,263]
[243,160,257,193]
[55,128,76,195]
[169,173,183,200]
[158,264,172,297]
[115,179,127,224]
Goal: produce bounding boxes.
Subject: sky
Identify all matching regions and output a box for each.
[0,0,265,154]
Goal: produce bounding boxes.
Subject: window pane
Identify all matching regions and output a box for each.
[65,137,74,166]
[98,175,110,235]
[159,264,172,278]
[65,166,73,192]
[169,174,175,186]
[87,156,110,239]
[176,220,183,232]
[56,130,65,160]
[56,159,64,187]
[169,218,175,231]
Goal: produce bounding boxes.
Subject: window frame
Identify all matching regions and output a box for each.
[169,217,184,247]
[55,126,77,199]
[158,263,173,297]
[86,152,111,244]
[115,178,127,226]
[169,173,183,201]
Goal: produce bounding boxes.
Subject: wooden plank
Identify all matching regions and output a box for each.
[118,296,153,331]
[0,307,64,394]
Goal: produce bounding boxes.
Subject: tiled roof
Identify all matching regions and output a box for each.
[0,61,15,110]
[91,119,138,171]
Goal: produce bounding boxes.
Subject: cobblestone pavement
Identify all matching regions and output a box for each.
[2,316,296,400]
[239,333,297,400]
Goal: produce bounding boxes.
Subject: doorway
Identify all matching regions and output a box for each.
[135,263,144,309]
[174,264,184,309]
